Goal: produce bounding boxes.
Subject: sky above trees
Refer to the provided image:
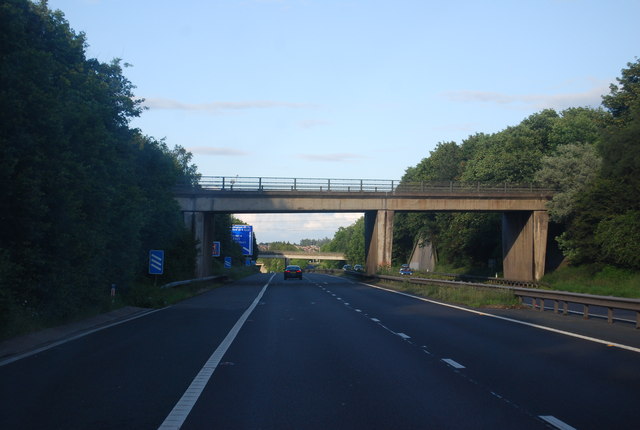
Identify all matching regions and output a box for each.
[45,0,640,242]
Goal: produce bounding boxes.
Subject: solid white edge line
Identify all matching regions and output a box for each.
[158,274,274,430]
[539,415,577,430]
[0,308,164,367]
[362,282,640,354]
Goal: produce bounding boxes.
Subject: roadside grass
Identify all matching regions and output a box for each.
[375,263,640,304]
[374,278,521,309]
[125,267,259,309]
[542,265,640,298]
[0,267,259,342]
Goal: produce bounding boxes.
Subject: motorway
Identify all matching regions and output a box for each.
[1,273,639,429]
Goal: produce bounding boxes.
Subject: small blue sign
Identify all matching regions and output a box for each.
[149,250,164,275]
[224,257,232,268]
[212,241,221,257]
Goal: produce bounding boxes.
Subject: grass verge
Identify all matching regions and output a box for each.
[542,265,640,298]
[372,278,521,309]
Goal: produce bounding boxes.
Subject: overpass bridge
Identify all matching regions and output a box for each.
[259,251,345,261]
[176,176,554,281]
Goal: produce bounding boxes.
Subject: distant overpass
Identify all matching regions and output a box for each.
[176,176,554,281]
[259,251,345,261]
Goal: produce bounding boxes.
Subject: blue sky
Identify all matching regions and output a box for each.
[47,0,640,243]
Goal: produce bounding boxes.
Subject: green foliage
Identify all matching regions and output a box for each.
[300,237,331,247]
[594,211,640,268]
[378,279,520,308]
[321,217,365,265]
[0,1,199,337]
[601,58,640,125]
[561,60,640,269]
[394,100,625,273]
[542,265,640,298]
[534,143,601,223]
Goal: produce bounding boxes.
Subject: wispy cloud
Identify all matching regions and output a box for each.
[297,119,330,129]
[143,97,317,112]
[188,146,249,156]
[296,153,367,162]
[442,85,608,110]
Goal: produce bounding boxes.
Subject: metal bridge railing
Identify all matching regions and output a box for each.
[177,176,555,194]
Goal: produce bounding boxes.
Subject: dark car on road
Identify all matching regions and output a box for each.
[284,265,303,280]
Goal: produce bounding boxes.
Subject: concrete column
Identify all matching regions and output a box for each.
[191,212,214,278]
[502,211,549,281]
[532,210,549,281]
[365,210,394,274]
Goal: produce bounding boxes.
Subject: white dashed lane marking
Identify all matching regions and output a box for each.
[539,415,577,430]
[442,358,465,369]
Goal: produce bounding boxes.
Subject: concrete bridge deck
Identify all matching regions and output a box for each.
[176,176,555,282]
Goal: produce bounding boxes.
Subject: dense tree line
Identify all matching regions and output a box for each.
[323,59,640,275]
[393,59,640,273]
[321,217,365,267]
[0,0,215,336]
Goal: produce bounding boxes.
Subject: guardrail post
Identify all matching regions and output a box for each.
[608,308,614,324]
[293,178,297,191]
[553,300,559,314]
[563,302,568,315]
[583,304,590,320]
[327,179,331,191]
[360,179,363,192]
[258,177,262,190]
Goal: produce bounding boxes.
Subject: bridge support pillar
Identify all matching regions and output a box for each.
[502,211,548,281]
[365,210,394,275]
[184,211,214,278]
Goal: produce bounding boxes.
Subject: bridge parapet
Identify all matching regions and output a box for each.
[177,176,555,196]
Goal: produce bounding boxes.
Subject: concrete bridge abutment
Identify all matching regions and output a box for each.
[365,210,394,275]
[502,211,549,281]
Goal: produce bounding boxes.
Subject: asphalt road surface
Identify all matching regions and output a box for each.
[1,273,639,429]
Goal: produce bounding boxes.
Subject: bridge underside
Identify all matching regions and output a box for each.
[177,190,551,281]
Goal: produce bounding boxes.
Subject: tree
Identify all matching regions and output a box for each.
[0,1,199,335]
[534,143,601,223]
[601,58,640,125]
[560,59,640,269]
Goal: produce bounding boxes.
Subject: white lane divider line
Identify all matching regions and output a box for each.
[397,333,411,340]
[371,318,380,322]
[539,415,577,430]
[158,274,274,430]
[442,358,465,369]
[355,309,362,313]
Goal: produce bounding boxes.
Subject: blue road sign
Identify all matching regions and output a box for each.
[224,257,232,268]
[149,250,164,275]
[212,241,221,257]
[231,225,253,256]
